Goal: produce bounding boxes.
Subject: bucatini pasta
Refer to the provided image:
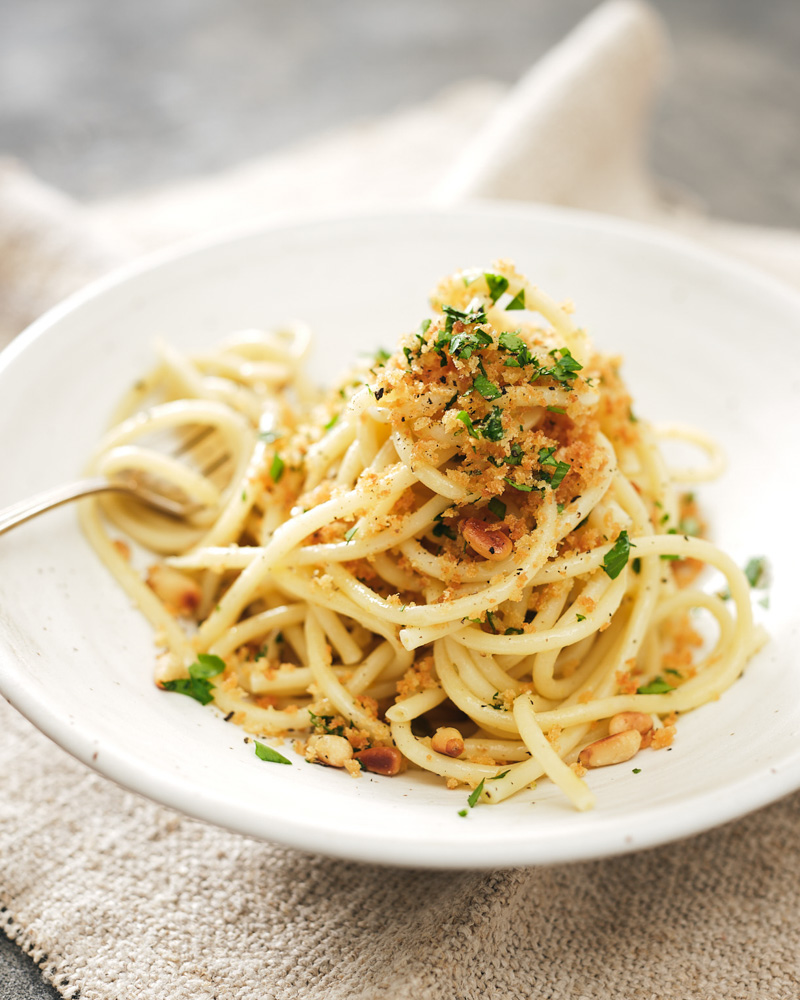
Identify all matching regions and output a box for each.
[80,261,764,810]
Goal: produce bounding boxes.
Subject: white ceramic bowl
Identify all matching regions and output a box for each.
[1,204,798,868]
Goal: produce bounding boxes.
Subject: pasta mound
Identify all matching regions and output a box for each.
[81,261,762,811]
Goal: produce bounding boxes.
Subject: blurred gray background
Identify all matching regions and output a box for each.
[2,0,799,226]
[0,0,798,996]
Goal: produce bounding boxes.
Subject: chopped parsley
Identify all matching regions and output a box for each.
[161,653,225,706]
[442,301,487,336]
[602,530,632,580]
[477,406,504,441]
[418,318,431,336]
[432,512,457,540]
[308,711,347,737]
[498,330,526,352]
[535,446,570,488]
[506,288,526,311]
[488,497,506,520]
[270,454,285,483]
[498,330,534,367]
[504,627,525,635]
[471,366,502,401]
[546,405,566,414]
[576,614,586,622]
[636,677,674,695]
[488,442,523,468]
[323,413,340,431]
[458,808,469,818]
[549,461,570,489]
[504,477,535,492]
[632,768,642,774]
[254,741,292,765]
[450,328,493,359]
[546,347,583,385]
[744,556,769,589]
[456,410,478,438]
[344,526,358,543]
[484,272,509,302]
[467,779,485,808]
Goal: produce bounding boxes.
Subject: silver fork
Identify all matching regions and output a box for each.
[0,474,199,536]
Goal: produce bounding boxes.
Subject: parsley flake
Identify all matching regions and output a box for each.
[161,653,225,706]
[477,406,504,441]
[602,530,632,580]
[270,454,285,483]
[504,477,534,492]
[549,460,571,490]
[254,741,292,765]
[467,779,485,808]
[484,273,509,302]
[456,410,478,437]
[488,497,506,520]
[344,526,358,543]
[472,368,502,401]
[637,677,674,695]
[450,328,493,359]
[744,556,769,589]
[506,288,526,311]
[432,512,457,540]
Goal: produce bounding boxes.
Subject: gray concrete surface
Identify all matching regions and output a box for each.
[0,0,798,996]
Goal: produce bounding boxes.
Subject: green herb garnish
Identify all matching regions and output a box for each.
[488,497,506,520]
[270,454,285,483]
[432,512,457,540]
[484,273,509,302]
[477,406,504,441]
[450,328,493,359]
[161,653,225,706]
[344,526,358,543]
[254,741,292,765]
[456,410,478,437]
[506,289,525,311]
[744,556,768,589]
[467,779,486,808]
[472,366,502,401]
[602,530,632,580]
[547,347,583,384]
[636,677,674,695]
[503,477,534,492]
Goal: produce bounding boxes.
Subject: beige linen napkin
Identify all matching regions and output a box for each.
[2,3,800,998]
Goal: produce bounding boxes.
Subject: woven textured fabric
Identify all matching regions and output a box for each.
[2,696,800,1000]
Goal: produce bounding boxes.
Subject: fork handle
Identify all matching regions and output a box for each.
[0,478,128,535]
